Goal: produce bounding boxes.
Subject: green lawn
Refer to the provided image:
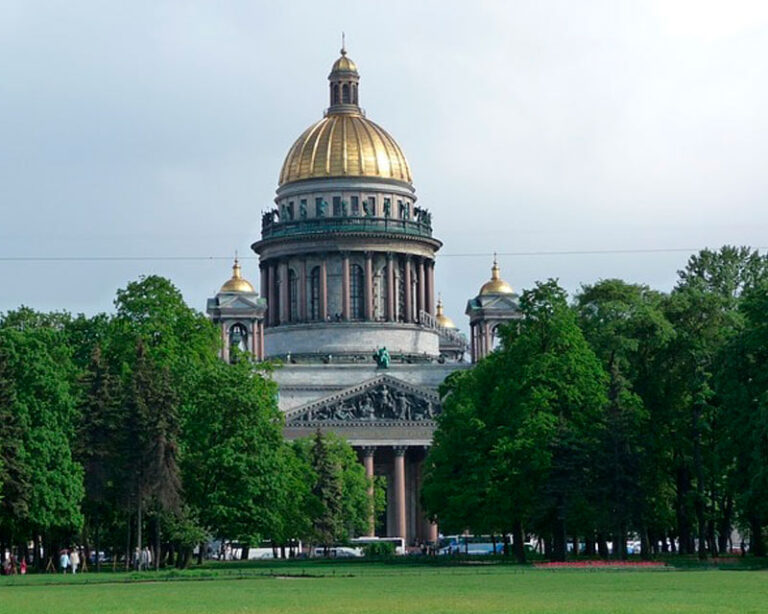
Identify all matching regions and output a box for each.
[1,564,766,613]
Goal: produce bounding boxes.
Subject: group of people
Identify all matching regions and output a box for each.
[133,546,153,571]
[58,548,81,574]
[2,554,27,575]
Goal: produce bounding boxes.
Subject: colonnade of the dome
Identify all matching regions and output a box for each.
[259,251,435,328]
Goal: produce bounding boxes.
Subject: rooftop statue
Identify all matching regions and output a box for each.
[373,346,390,369]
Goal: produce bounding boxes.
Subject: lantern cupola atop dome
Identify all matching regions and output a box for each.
[328,40,360,113]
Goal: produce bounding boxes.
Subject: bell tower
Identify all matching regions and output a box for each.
[206,259,267,363]
[465,257,521,362]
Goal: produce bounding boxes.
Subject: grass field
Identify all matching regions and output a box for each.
[1,562,766,613]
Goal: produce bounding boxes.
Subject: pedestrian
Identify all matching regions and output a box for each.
[20,558,27,575]
[139,546,149,571]
[59,549,70,574]
[70,548,80,574]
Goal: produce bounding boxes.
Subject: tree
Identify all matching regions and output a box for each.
[718,282,768,556]
[109,275,219,385]
[125,339,182,556]
[664,247,768,557]
[423,356,514,545]
[293,431,370,550]
[76,345,124,571]
[182,358,285,549]
[0,313,84,566]
[424,280,608,562]
[0,336,31,538]
[576,280,673,558]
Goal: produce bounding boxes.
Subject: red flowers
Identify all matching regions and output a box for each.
[534,561,665,568]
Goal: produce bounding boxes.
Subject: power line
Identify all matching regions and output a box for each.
[0,246,765,262]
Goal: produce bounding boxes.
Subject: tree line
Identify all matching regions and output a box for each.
[422,246,768,562]
[0,276,370,571]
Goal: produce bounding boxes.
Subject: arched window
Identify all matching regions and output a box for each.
[310,266,320,321]
[229,323,248,362]
[331,83,340,105]
[350,264,365,320]
[491,324,503,351]
[352,84,358,104]
[342,83,350,103]
[288,269,298,322]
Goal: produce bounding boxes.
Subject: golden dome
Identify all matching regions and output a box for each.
[279,113,412,186]
[278,48,412,187]
[331,54,357,73]
[479,258,514,295]
[220,259,255,293]
[435,297,457,329]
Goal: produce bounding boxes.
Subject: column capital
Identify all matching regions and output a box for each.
[393,445,408,457]
[361,445,376,457]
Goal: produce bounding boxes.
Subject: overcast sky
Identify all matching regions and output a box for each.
[2,1,767,330]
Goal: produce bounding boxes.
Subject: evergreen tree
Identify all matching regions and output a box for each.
[76,344,124,570]
[126,339,182,554]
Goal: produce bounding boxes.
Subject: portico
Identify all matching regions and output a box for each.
[282,372,449,544]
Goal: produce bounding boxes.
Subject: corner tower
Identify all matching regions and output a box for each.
[252,47,442,362]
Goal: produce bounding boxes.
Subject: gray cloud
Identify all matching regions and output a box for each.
[1,0,767,331]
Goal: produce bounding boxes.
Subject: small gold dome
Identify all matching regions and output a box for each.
[435,297,457,329]
[279,114,412,186]
[220,259,255,293]
[479,258,514,295]
[331,52,357,73]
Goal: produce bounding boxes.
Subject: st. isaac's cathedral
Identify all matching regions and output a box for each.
[206,46,520,545]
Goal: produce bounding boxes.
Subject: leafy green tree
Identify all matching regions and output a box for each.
[109,275,219,384]
[0,313,84,565]
[0,337,30,535]
[576,280,673,557]
[502,281,608,561]
[423,356,512,543]
[718,282,768,556]
[425,280,607,562]
[665,247,768,557]
[182,357,285,548]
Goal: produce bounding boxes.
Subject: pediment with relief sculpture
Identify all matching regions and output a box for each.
[284,374,441,427]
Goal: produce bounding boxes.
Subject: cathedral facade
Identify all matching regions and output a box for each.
[208,47,520,545]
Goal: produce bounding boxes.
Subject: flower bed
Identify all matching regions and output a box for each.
[534,560,666,569]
